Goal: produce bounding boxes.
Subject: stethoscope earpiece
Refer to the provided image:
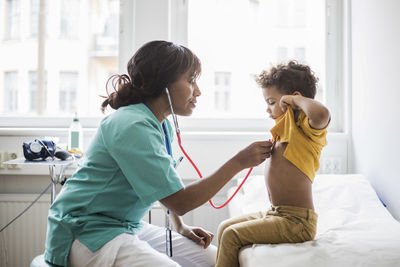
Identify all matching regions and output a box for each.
[165,88,180,134]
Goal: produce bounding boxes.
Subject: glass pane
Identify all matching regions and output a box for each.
[0,0,119,116]
[29,70,47,111]
[30,0,39,37]
[59,72,78,113]
[4,71,18,112]
[6,0,21,40]
[188,0,325,118]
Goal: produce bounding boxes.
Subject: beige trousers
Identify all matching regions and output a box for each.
[67,223,217,267]
[216,205,318,267]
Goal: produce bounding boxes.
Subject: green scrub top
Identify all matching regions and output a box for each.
[44,103,184,266]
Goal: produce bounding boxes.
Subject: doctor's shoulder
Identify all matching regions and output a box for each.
[101,105,160,136]
[101,105,144,125]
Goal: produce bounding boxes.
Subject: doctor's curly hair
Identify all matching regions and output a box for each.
[255,60,318,99]
[101,40,201,113]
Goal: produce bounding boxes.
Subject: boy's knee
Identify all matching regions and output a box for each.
[220,225,240,245]
[217,219,231,238]
[218,219,230,231]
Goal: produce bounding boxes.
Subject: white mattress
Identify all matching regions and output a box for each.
[226,174,400,267]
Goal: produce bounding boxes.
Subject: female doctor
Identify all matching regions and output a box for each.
[45,40,272,267]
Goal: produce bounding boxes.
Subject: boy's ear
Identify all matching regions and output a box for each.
[293,91,302,96]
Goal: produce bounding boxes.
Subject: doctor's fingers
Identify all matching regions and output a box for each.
[187,231,206,247]
[202,231,214,248]
[263,151,272,159]
[253,140,274,149]
[192,228,214,248]
[257,153,270,163]
[254,144,274,155]
[250,145,271,158]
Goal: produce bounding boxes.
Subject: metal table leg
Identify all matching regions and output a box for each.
[48,165,66,204]
[148,210,152,224]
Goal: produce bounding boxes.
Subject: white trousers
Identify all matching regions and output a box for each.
[68,223,217,267]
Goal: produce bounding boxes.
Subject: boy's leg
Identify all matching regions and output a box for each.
[138,222,217,267]
[216,214,292,267]
[217,211,264,246]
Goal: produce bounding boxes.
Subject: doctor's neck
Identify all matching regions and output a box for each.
[145,97,171,123]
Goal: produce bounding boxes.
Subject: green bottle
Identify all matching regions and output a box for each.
[68,112,83,151]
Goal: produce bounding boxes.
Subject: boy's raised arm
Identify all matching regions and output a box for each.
[280,95,330,129]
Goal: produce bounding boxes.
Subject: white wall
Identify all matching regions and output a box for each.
[351,0,400,220]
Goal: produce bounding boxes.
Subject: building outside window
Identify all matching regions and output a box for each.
[59,72,78,113]
[30,0,39,37]
[294,47,306,64]
[214,72,231,112]
[29,71,47,112]
[0,0,119,117]
[4,71,18,112]
[59,0,80,39]
[276,0,307,28]
[6,0,21,40]
[29,71,38,111]
[276,46,288,63]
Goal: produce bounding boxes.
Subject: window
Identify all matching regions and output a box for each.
[6,0,21,40]
[59,72,78,113]
[59,0,80,39]
[276,0,307,28]
[30,0,39,37]
[276,47,288,63]
[294,47,306,63]
[4,71,18,112]
[0,0,344,132]
[0,0,119,119]
[188,0,326,120]
[214,72,231,112]
[29,71,47,112]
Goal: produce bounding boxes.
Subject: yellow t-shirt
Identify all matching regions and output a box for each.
[270,106,328,182]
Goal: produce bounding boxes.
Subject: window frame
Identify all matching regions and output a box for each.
[0,0,345,133]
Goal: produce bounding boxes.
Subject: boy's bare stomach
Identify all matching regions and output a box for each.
[265,141,314,210]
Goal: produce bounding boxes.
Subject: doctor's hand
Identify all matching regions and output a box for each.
[235,140,274,169]
[177,224,214,248]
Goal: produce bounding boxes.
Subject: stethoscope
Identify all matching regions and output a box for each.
[164,87,254,209]
[146,88,254,257]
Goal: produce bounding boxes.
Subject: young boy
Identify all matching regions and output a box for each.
[215,61,330,267]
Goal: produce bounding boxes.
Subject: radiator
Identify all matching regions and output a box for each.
[0,194,50,267]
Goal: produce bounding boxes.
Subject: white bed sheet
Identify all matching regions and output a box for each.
[226,174,400,267]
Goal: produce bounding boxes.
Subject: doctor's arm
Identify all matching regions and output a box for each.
[159,140,273,216]
[160,202,213,248]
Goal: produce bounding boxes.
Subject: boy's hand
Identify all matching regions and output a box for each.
[280,95,301,112]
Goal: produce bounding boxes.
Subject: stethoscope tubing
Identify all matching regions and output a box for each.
[176,130,253,209]
[165,88,253,209]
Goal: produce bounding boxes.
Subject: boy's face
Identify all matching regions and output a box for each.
[262,86,285,120]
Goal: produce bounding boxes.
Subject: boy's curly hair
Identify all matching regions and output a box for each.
[256,60,318,99]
